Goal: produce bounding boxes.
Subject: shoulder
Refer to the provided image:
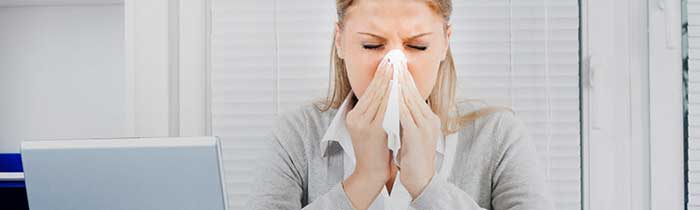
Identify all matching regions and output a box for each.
[452,99,531,161]
[271,102,335,140]
[453,99,524,137]
[450,100,538,184]
[451,101,551,209]
[267,101,336,159]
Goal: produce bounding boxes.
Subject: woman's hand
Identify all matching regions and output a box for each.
[397,68,443,199]
[342,58,394,210]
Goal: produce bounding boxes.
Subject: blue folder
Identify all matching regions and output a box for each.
[0,153,24,188]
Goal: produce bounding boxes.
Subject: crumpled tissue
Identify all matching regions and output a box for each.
[381,49,407,166]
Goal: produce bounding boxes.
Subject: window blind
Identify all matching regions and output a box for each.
[210,0,580,209]
[687,0,700,208]
[450,1,580,209]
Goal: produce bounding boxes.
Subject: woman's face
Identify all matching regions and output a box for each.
[335,0,451,100]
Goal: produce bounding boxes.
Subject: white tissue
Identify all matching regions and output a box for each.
[382,49,407,166]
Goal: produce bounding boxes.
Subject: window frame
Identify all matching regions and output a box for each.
[580,0,684,209]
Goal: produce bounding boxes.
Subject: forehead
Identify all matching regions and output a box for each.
[343,0,444,36]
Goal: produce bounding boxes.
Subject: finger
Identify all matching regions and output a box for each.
[400,66,422,102]
[399,85,417,129]
[401,83,424,128]
[399,69,427,119]
[407,88,433,120]
[362,62,392,118]
[370,73,392,122]
[355,58,391,114]
[372,80,391,123]
[401,67,435,119]
[399,64,421,97]
[354,59,387,112]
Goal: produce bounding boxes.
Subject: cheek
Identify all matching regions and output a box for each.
[407,60,440,99]
[409,71,438,100]
[345,59,378,98]
[342,42,378,98]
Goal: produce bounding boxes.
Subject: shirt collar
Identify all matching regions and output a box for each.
[320,92,450,158]
[320,92,355,157]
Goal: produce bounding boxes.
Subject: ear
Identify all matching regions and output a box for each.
[335,22,344,59]
[441,24,452,61]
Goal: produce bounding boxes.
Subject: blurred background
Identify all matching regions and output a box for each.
[0,0,690,210]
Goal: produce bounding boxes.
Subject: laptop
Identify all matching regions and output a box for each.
[20,136,228,210]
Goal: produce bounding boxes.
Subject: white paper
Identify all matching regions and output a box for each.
[381,49,407,166]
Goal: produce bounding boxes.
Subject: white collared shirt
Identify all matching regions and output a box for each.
[320,92,458,210]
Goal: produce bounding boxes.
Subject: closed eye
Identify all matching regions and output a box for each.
[363,44,383,50]
[408,45,428,51]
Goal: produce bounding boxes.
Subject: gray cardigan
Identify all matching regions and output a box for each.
[245,101,555,210]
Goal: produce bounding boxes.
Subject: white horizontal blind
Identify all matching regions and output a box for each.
[210,1,335,209]
[687,1,700,208]
[210,0,580,209]
[451,1,580,209]
[210,2,275,209]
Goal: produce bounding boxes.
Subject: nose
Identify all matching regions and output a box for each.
[385,42,404,52]
[385,49,407,65]
[383,47,410,66]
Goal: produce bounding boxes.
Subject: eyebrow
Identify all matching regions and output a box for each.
[357,32,433,41]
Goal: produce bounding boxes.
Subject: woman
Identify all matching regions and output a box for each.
[246,0,554,209]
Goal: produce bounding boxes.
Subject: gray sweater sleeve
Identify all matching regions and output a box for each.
[245,110,357,210]
[245,135,356,210]
[409,112,555,210]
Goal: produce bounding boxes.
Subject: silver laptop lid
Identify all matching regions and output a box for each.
[21,137,228,210]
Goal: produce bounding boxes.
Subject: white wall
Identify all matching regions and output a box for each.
[0,4,127,153]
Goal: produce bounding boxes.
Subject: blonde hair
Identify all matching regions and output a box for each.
[315,0,510,135]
